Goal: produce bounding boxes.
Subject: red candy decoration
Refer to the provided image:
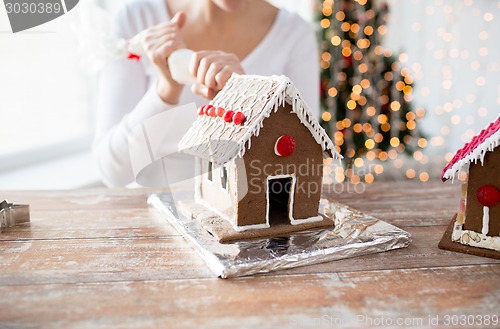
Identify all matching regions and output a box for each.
[233,112,246,125]
[216,107,225,117]
[127,52,141,61]
[203,105,214,117]
[223,110,234,123]
[204,105,213,116]
[476,185,500,207]
[274,135,296,157]
[198,105,206,115]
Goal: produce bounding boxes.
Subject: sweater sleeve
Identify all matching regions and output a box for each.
[92,4,175,187]
[283,21,320,120]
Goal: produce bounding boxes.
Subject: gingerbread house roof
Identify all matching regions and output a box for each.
[441,115,500,181]
[178,74,339,164]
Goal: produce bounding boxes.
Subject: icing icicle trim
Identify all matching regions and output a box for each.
[178,74,340,164]
[442,116,500,181]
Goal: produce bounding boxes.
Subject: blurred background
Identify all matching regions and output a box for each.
[0,0,498,189]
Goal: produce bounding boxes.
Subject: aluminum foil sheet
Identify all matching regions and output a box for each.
[148,192,411,278]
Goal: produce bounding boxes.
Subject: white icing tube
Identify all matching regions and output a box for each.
[482,206,490,235]
[168,49,196,85]
[127,30,147,56]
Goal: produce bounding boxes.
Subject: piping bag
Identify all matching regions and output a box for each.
[73,1,195,84]
[127,31,196,85]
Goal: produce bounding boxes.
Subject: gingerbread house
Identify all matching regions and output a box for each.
[439,115,500,258]
[178,75,340,240]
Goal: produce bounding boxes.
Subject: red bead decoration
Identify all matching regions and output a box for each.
[274,135,296,157]
[198,105,206,115]
[204,105,213,116]
[223,110,234,123]
[476,185,500,207]
[127,52,141,61]
[216,107,225,117]
[203,105,214,117]
[233,111,246,125]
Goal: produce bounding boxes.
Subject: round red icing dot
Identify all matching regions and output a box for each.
[274,135,296,157]
[233,112,246,125]
[223,110,234,123]
[198,105,206,115]
[476,185,500,207]
[216,107,225,117]
[204,105,213,116]
[208,106,217,117]
[127,52,141,61]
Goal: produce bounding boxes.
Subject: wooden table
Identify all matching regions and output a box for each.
[1,182,499,328]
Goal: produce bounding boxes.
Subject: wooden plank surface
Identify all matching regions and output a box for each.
[1,265,498,329]
[1,182,499,329]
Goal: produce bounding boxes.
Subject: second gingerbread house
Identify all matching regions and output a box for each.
[440,116,500,258]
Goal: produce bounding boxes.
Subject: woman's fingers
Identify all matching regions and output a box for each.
[142,16,187,77]
[214,65,234,90]
[190,51,217,84]
[154,40,182,68]
[189,50,208,77]
[139,13,189,103]
[190,51,244,97]
[171,11,187,29]
[199,54,226,87]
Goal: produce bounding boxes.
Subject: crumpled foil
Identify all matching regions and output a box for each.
[148,192,411,278]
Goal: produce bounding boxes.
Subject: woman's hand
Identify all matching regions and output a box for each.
[189,51,245,100]
[143,12,187,104]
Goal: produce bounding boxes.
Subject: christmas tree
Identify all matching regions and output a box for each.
[318,0,427,183]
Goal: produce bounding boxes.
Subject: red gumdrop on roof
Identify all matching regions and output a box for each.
[198,105,206,115]
[216,107,225,117]
[233,112,246,125]
[204,105,214,116]
[208,106,217,117]
[476,185,500,207]
[223,110,234,123]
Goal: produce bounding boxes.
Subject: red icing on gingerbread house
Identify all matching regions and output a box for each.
[441,115,500,254]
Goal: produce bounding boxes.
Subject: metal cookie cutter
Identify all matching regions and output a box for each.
[0,200,30,232]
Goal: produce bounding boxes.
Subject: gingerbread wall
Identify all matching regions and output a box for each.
[235,104,324,227]
[464,149,500,236]
[199,160,237,221]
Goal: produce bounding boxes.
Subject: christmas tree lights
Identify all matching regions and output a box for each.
[318,0,427,184]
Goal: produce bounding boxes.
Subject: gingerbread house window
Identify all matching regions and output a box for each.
[207,161,213,182]
[221,166,228,190]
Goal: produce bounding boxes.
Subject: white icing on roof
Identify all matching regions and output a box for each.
[178,74,339,164]
[441,116,500,182]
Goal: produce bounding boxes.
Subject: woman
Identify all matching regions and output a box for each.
[94,0,319,187]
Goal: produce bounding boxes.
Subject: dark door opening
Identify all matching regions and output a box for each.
[268,177,292,226]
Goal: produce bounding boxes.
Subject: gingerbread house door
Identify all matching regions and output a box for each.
[266,175,296,226]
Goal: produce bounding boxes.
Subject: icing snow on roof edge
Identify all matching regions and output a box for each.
[441,115,500,181]
[178,74,340,164]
